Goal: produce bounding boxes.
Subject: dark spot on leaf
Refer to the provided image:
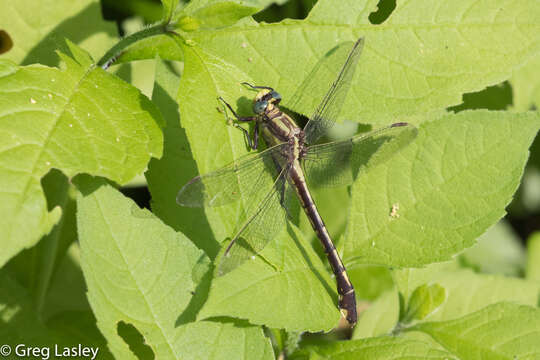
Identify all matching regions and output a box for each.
[253,0,315,23]
[448,81,513,112]
[0,30,13,54]
[117,321,155,360]
[369,0,396,24]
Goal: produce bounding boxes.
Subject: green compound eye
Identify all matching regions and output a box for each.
[270,91,281,102]
[253,100,268,114]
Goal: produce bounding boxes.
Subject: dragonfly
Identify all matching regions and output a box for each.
[177,38,418,326]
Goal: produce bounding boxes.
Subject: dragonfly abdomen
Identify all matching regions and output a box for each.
[287,163,358,325]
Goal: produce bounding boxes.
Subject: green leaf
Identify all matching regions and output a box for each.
[526,232,540,282]
[0,0,117,66]
[162,0,181,23]
[114,35,184,65]
[352,288,400,339]
[413,302,540,360]
[291,336,456,360]
[393,264,540,322]
[460,220,525,276]
[344,111,540,268]
[146,58,221,257]
[76,180,273,359]
[0,45,163,267]
[346,265,394,301]
[179,0,540,125]
[402,284,446,323]
[177,2,260,31]
[510,55,540,111]
[199,224,340,332]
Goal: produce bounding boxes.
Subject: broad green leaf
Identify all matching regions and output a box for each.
[346,265,394,301]
[172,0,540,271]
[76,180,272,359]
[199,224,340,332]
[290,337,456,360]
[0,44,163,267]
[175,43,256,254]
[393,265,540,322]
[460,220,525,276]
[0,0,117,66]
[510,55,540,111]
[526,232,540,282]
[146,58,221,257]
[352,288,400,339]
[344,111,540,268]
[413,303,540,360]
[402,284,446,323]
[178,0,540,125]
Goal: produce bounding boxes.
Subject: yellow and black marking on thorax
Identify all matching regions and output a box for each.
[253,88,302,149]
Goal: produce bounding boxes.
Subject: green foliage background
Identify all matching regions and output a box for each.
[1,0,540,359]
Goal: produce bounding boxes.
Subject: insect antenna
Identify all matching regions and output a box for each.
[242,82,274,91]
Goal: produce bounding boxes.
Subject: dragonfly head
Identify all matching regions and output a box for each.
[253,88,282,114]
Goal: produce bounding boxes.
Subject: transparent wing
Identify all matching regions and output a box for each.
[217,168,290,276]
[177,143,287,207]
[286,38,365,145]
[302,123,418,188]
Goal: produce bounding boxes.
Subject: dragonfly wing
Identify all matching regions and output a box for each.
[286,38,364,145]
[176,143,287,207]
[217,168,289,276]
[302,123,418,188]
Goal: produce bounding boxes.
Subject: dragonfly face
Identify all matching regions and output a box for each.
[253,89,282,114]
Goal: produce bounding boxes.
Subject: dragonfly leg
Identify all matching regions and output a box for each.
[218,96,258,150]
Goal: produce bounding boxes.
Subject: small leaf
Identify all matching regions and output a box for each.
[77,180,273,359]
[198,225,340,332]
[393,264,540,322]
[402,284,446,323]
[344,111,540,268]
[0,44,163,267]
[413,303,540,360]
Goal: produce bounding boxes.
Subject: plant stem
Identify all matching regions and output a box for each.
[97,23,170,69]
